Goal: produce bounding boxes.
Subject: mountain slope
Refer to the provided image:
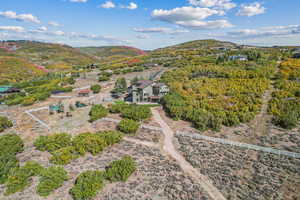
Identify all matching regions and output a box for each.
[0,56,46,83]
[78,46,147,63]
[0,41,98,71]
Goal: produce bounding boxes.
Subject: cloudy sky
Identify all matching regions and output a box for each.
[0,0,299,49]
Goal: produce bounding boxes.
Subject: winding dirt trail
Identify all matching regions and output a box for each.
[151,108,226,200]
[250,61,280,137]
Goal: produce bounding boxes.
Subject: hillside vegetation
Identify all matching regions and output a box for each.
[0,56,46,83]
[0,41,97,72]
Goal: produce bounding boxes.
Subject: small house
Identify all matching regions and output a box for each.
[125,80,169,103]
[0,86,20,94]
[78,89,90,97]
[229,55,248,61]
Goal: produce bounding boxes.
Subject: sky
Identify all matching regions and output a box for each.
[0,0,299,49]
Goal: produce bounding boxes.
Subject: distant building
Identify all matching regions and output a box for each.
[125,80,169,103]
[78,89,90,97]
[229,55,248,61]
[0,86,20,94]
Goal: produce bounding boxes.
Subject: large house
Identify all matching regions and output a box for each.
[125,80,169,103]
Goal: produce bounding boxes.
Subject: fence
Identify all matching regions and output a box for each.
[176,131,300,159]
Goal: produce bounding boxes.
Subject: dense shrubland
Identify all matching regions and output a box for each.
[269,58,300,129]
[161,51,278,131]
[109,103,152,121]
[1,74,74,106]
[34,131,123,165]
[0,134,24,184]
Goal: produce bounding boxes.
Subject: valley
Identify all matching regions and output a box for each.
[0,39,299,200]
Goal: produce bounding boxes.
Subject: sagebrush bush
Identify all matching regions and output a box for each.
[0,134,24,157]
[5,161,43,195]
[72,133,107,156]
[0,134,24,184]
[0,155,19,184]
[34,133,72,152]
[37,166,68,197]
[0,116,13,132]
[118,119,140,134]
[90,84,102,94]
[121,104,152,121]
[70,170,105,200]
[98,131,123,146]
[89,105,108,122]
[50,146,79,165]
[105,156,136,182]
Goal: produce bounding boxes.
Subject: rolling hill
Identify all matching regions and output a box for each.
[0,56,46,83]
[0,41,98,71]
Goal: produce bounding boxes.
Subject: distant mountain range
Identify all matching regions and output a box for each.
[0,39,297,83]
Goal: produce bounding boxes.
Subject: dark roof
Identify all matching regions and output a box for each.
[153,83,166,87]
[135,80,153,89]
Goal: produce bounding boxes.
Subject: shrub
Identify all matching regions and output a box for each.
[89,105,108,122]
[98,131,123,146]
[70,170,105,200]
[0,116,13,132]
[0,134,24,157]
[118,119,140,134]
[98,75,110,82]
[50,146,79,165]
[5,161,43,195]
[37,166,68,197]
[34,133,72,152]
[105,156,136,182]
[109,103,129,114]
[21,97,36,106]
[273,111,298,129]
[72,133,106,156]
[90,84,102,94]
[121,105,152,121]
[0,154,19,184]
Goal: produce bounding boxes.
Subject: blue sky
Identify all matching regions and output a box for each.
[0,0,299,49]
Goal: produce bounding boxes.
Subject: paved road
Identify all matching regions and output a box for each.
[151,108,226,200]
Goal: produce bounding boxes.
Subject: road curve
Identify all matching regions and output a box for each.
[151,108,226,200]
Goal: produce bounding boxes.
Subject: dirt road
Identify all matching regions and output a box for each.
[151,108,226,200]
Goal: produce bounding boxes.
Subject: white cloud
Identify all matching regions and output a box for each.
[101,1,115,9]
[136,34,150,39]
[0,26,25,32]
[122,2,138,10]
[48,21,61,27]
[188,0,236,10]
[237,2,265,17]
[227,25,300,38]
[176,19,232,29]
[134,27,189,34]
[52,30,65,36]
[38,26,48,32]
[152,7,221,22]
[70,0,88,2]
[0,11,40,23]
[152,6,231,29]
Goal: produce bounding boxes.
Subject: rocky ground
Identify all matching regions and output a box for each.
[176,134,300,200]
